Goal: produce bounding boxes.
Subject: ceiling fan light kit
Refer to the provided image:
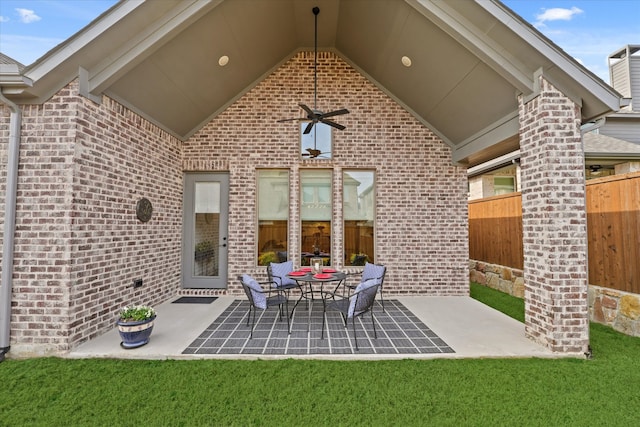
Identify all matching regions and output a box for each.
[277,6,350,158]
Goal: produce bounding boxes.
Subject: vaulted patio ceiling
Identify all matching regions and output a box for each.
[1,0,623,167]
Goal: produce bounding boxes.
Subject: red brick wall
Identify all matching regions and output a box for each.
[185,52,469,297]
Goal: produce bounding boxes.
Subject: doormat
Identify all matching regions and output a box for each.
[172,296,218,304]
[183,299,454,355]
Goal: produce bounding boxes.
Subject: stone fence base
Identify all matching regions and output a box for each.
[589,285,640,337]
[469,260,524,298]
[469,259,640,337]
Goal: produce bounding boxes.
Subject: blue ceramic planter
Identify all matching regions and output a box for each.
[116,315,156,349]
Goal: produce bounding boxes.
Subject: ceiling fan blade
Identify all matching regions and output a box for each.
[277,117,304,123]
[303,148,322,158]
[320,118,345,131]
[303,121,315,135]
[277,8,349,132]
[299,103,315,117]
[319,108,349,119]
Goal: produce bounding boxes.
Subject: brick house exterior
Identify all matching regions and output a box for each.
[1,82,184,355]
[1,52,469,355]
[0,1,624,358]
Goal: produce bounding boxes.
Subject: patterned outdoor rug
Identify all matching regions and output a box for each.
[183,299,454,355]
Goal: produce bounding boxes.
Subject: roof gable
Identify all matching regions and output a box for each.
[0,0,623,166]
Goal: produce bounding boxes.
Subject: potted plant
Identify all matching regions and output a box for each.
[194,240,215,261]
[349,253,369,266]
[257,251,277,266]
[116,305,156,349]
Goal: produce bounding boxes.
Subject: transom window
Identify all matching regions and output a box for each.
[301,122,332,159]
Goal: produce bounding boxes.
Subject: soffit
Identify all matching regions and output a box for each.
[4,0,623,166]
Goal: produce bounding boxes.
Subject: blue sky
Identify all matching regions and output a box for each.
[0,0,638,83]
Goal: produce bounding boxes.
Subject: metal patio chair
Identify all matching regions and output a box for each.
[346,262,387,311]
[267,260,301,317]
[321,279,380,350]
[239,274,290,338]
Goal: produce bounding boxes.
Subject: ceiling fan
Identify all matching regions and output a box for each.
[302,147,330,158]
[278,6,349,140]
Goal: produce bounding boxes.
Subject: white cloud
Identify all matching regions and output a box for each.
[16,8,41,24]
[535,7,584,27]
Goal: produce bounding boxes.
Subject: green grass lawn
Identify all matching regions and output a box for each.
[2,284,640,426]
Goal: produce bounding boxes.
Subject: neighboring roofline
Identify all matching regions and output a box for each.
[609,45,640,60]
[0,64,33,88]
[467,149,640,177]
[0,53,26,70]
[467,150,520,177]
[584,152,640,161]
[605,112,640,119]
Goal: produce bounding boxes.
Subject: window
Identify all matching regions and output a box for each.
[257,170,289,265]
[301,122,332,159]
[343,170,375,265]
[494,176,515,195]
[300,169,332,265]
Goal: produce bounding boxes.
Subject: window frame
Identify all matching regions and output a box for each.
[256,169,290,266]
[300,169,333,266]
[343,169,376,266]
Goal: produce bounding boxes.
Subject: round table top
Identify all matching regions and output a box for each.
[287,271,346,281]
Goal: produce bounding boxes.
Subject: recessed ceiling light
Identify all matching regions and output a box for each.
[218,55,229,66]
[401,56,412,67]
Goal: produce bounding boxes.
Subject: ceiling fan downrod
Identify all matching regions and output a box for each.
[313,6,319,111]
[276,6,349,137]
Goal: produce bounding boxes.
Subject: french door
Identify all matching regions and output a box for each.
[182,173,229,289]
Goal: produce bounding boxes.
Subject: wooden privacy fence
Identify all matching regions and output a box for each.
[468,193,523,269]
[586,172,640,294]
[468,171,640,294]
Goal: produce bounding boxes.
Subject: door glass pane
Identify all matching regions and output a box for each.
[257,170,289,265]
[300,170,332,266]
[343,170,375,265]
[194,182,219,276]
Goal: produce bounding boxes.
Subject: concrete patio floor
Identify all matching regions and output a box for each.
[68,295,556,360]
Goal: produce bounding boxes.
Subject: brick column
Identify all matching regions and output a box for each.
[518,75,589,354]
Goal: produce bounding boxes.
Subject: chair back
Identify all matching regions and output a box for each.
[267,261,297,288]
[361,262,386,286]
[348,279,379,318]
[239,274,267,309]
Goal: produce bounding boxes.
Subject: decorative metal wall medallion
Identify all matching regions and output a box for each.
[136,197,153,222]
